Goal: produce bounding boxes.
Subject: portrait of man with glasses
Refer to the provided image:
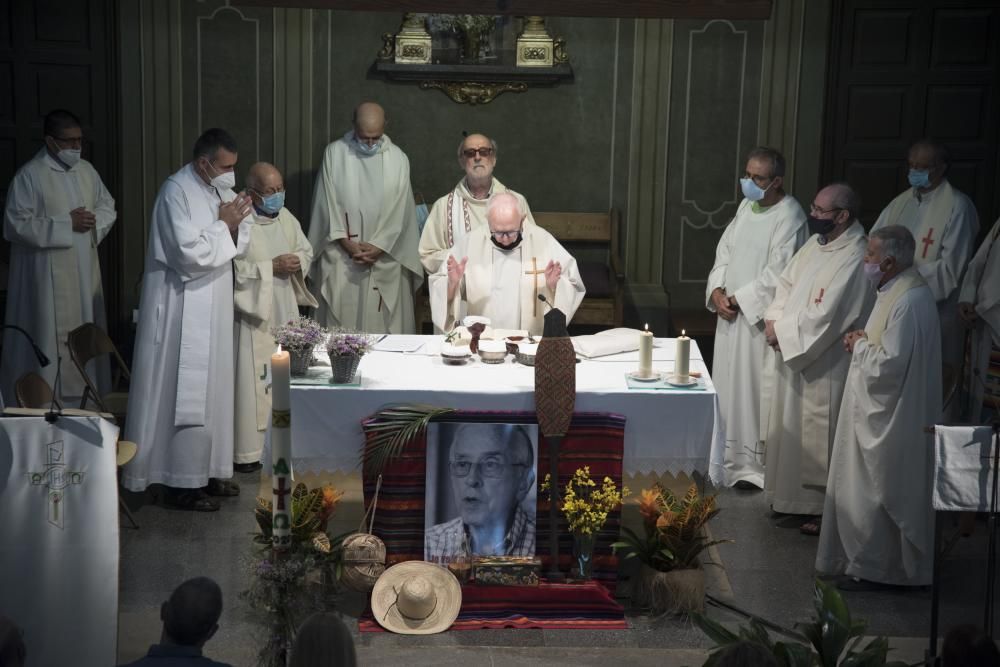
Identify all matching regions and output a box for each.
[425,422,538,561]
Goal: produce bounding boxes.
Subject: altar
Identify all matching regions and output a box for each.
[268,335,722,478]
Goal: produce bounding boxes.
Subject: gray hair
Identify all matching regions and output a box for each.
[450,423,535,467]
[486,191,525,220]
[871,225,915,270]
[456,134,499,162]
[747,146,786,178]
[827,182,862,220]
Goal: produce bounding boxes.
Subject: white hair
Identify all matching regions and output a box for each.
[871,225,915,270]
[486,191,524,220]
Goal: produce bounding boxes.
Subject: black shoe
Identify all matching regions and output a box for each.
[234,461,263,473]
[165,488,220,512]
[205,478,240,497]
[733,480,761,491]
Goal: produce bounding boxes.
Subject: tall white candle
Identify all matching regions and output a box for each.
[675,329,691,381]
[271,346,292,551]
[638,324,653,378]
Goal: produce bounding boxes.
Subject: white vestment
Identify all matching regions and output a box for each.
[763,223,874,514]
[706,196,807,487]
[429,221,585,336]
[419,177,534,274]
[816,268,941,586]
[307,133,422,334]
[234,208,317,464]
[1,149,116,405]
[959,216,1000,421]
[872,180,978,374]
[123,164,251,491]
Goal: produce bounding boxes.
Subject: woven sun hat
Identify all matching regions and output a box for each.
[370,561,462,635]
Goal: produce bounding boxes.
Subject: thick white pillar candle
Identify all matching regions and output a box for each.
[638,324,653,378]
[675,330,691,380]
[271,347,292,551]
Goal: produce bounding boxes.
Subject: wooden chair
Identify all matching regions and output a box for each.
[532,210,625,328]
[15,371,60,410]
[67,323,130,425]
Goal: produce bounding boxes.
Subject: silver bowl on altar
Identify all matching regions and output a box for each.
[477,340,508,364]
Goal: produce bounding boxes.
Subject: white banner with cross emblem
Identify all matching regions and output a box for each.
[0,414,119,666]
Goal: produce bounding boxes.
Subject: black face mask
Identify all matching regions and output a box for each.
[490,231,523,251]
[807,215,836,237]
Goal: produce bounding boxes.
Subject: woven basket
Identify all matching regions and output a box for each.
[289,348,312,376]
[329,354,360,384]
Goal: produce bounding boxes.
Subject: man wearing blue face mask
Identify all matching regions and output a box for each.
[233,162,317,472]
[308,102,423,334]
[872,139,978,385]
[1,109,117,407]
[706,147,807,491]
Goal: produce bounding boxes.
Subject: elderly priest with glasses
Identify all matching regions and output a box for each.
[428,191,584,336]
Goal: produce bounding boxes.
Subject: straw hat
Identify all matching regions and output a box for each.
[370,561,462,635]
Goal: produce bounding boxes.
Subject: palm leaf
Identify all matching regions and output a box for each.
[361,404,455,474]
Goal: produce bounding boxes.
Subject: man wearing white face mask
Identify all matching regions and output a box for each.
[706,146,807,491]
[124,128,253,511]
[1,109,117,406]
[307,102,422,334]
[871,139,978,382]
[233,162,316,472]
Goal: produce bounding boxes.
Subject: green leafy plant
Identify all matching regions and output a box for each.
[361,404,456,475]
[693,579,910,666]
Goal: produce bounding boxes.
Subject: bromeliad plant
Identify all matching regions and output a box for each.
[541,466,629,535]
[612,483,727,571]
[271,316,326,353]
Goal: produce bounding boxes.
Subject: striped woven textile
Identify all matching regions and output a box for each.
[359,579,627,632]
[362,411,626,592]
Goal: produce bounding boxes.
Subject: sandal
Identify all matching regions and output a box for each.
[205,478,241,497]
[800,517,822,536]
[167,489,219,512]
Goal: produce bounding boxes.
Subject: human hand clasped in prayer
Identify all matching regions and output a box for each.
[843,329,866,353]
[219,194,251,232]
[711,288,738,322]
[354,242,383,265]
[272,253,301,277]
[544,260,562,292]
[958,302,978,328]
[764,319,779,350]
[70,207,96,233]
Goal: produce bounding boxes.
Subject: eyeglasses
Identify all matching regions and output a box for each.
[489,228,521,241]
[809,204,842,216]
[450,457,526,478]
[463,147,494,158]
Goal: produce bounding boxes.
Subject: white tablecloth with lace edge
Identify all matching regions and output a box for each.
[265,335,723,478]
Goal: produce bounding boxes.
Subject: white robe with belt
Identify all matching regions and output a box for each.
[706,196,807,487]
[1,149,116,405]
[123,164,250,491]
[816,269,941,586]
[763,222,874,514]
[429,221,585,336]
[233,208,316,464]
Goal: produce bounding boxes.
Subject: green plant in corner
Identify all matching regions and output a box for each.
[693,578,911,667]
[361,404,456,475]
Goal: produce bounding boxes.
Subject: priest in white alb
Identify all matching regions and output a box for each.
[958,215,1000,422]
[817,225,942,590]
[308,102,422,334]
[871,139,978,378]
[233,162,317,473]
[124,128,252,512]
[429,191,584,336]
[419,133,534,274]
[762,183,874,528]
[706,147,807,490]
[1,109,116,405]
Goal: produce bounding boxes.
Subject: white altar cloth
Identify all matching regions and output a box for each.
[933,425,998,512]
[268,336,722,477]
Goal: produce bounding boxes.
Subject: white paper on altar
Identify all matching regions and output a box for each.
[0,415,120,667]
[933,425,997,511]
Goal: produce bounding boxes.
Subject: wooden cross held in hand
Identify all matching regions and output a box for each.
[525,257,545,316]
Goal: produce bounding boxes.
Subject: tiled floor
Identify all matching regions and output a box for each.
[118,472,993,665]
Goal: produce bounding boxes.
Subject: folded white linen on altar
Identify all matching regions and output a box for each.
[933,425,996,511]
[572,328,644,358]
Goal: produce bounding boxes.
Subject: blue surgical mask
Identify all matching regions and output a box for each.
[740,177,772,202]
[354,137,382,156]
[908,169,930,189]
[259,191,285,214]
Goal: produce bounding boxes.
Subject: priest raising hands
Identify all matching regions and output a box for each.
[430,191,584,336]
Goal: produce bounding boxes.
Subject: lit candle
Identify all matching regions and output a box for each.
[638,324,653,378]
[675,329,691,381]
[271,346,292,551]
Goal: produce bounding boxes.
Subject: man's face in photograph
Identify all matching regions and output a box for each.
[448,429,530,528]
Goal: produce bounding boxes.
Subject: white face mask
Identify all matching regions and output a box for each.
[57,149,81,168]
[203,159,236,191]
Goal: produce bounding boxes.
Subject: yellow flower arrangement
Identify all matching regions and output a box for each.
[542,466,629,535]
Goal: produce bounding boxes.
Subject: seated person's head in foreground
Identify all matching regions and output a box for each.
[160,577,224,647]
[942,624,1000,667]
[289,612,357,667]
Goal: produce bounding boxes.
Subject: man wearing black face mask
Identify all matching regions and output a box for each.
[760,183,874,533]
[428,192,585,336]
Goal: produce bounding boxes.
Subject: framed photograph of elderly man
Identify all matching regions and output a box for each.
[424,422,538,561]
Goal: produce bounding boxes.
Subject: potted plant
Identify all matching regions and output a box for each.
[271,316,326,376]
[541,466,628,580]
[612,483,728,614]
[325,329,375,384]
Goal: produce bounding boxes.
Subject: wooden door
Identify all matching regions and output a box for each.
[821,0,1000,229]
